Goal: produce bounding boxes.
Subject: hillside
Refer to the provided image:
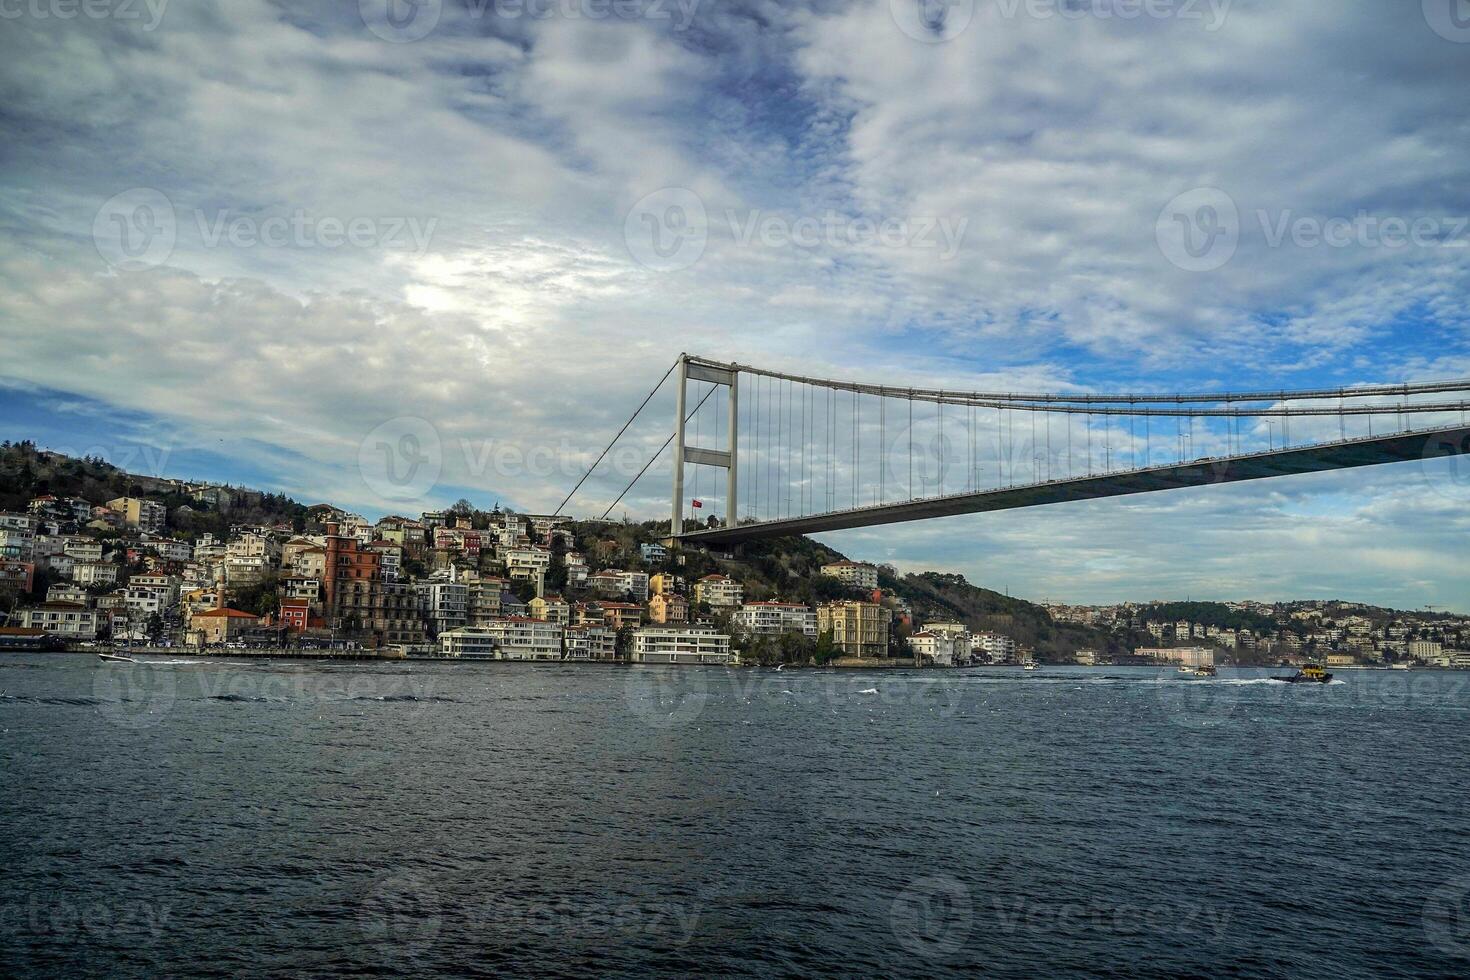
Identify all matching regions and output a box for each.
[884,569,1119,660]
[0,441,310,537]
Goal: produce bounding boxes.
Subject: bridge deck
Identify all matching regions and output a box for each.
[678,425,1470,546]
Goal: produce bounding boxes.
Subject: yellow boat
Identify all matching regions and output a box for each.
[1274,663,1332,684]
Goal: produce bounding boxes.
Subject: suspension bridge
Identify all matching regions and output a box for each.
[558,355,1470,546]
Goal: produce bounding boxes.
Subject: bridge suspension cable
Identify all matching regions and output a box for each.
[690,356,1470,409]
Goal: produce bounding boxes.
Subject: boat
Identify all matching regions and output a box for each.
[97,652,137,663]
[1178,664,1196,674]
[1022,660,1039,671]
[1272,663,1332,684]
[1193,665,1218,677]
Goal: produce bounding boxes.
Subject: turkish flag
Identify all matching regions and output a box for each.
[691,499,703,509]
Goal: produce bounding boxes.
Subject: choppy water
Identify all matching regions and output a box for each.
[3,654,1470,977]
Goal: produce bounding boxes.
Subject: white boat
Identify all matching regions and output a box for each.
[97,652,136,663]
[1022,661,1039,671]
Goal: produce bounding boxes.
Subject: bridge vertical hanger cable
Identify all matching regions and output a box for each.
[908,395,914,500]
[1085,412,1091,476]
[1046,410,1052,481]
[876,393,883,506]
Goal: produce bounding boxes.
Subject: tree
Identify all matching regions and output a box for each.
[813,629,838,665]
[145,612,165,643]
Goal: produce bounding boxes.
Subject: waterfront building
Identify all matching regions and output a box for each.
[564,623,617,661]
[973,632,1017,663]
[732,601,817,638]
[818,601,891,659]
[1409,640,1443,661]
[438,626,501,659]
[187,607,261,646]
[923,622,973,665]
[20,602,99,639]
[632,625,732,665]
[481,617,565,661]
[1136,646,1215,667]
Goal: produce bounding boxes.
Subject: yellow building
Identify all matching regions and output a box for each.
[817,601,892,659]
[648,592,689,624]
[649,573,685,596]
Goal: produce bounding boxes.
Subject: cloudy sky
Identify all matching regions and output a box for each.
[2,0,1469,610]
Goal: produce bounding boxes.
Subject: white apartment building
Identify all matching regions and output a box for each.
[418,581,469,636]
[922,622,973,665]
[820,561,879,591]
[367,542,402,581]
[143,537,193,562]
[1137,646,1215,667]
[973,632,1017,663]
[564,553,589,587]
[632,626,732,665]
[591,570,651,602]
[505,546,552,582]
[438,626,501,659]
[123,587,164,619]
[0,525,35,561]
[694,575,742,609]
[73,561,120,587]
[224,554,271,585]
[47,583,89,604]
[911,630,967,667]
[21,602,99,639]
[1409,640,1444,660]
[130,574,181,608]
[482,617,565,660]
[564,624,617,661]
[733,601,817,638]
[61,537,103,562]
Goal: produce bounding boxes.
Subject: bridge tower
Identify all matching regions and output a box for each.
[671,355,738,537]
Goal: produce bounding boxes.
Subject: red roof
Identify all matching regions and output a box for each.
[194,608,259,619]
